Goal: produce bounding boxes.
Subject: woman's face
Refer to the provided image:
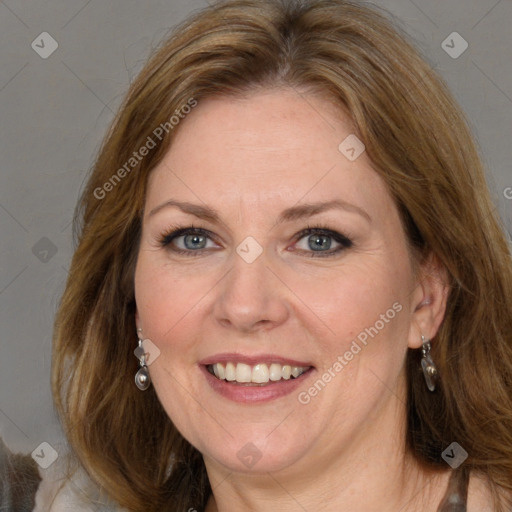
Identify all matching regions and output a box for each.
[134,88,423,477]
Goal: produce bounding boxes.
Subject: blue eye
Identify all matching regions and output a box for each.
[293,226,353,257]
[159,227,217,255]
[179,232,207,250]
[159,225,353,257]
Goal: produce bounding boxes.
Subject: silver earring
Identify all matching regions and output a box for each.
[135,330,151,391]
[421,335,439,392]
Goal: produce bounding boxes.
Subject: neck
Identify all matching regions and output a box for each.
[205,456,450,512]
[203,386,452,512]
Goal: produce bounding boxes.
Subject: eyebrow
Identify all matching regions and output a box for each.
[148,199,371,224]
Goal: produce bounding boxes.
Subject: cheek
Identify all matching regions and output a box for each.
[291,257,408,338]
[134,257,210,432]
[288,256,413,408]
[291,262,411,417]
[134,254,212,343]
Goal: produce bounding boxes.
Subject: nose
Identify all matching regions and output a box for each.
[213,252,290,333]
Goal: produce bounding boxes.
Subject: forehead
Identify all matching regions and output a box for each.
[145,88,393,221]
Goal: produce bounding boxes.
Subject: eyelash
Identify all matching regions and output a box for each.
[158,223,353,258]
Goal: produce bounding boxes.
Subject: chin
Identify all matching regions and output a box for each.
[200,432,308,475]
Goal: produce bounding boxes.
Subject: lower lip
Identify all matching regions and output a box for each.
[200,365,315,403]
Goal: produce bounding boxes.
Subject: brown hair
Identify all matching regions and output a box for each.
[52,0,512,510]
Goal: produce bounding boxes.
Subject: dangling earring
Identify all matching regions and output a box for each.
[421,335,439,392]
[135,328,151,391]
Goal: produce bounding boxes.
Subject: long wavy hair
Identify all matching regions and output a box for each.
[51,0,512,510]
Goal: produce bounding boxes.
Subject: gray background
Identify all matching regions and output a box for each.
[0,0,511,459]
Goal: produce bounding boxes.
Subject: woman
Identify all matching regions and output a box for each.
[51,0,512,510]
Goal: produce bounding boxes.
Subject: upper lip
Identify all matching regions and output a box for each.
[199,353,314,367]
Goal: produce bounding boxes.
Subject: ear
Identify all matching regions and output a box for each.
[135,310,141,331]
[407,252,450,349]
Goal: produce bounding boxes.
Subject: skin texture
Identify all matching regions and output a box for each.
[134,88,453,511]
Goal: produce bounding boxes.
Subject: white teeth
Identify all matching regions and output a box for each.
[209,362,309,384]
[225,362,236,381]
[291,366,301,378]
[269,363,282,381]
[252,364,269,383]
[235,363,252,383]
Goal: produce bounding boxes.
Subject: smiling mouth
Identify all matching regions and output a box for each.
[206,362,313,386]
